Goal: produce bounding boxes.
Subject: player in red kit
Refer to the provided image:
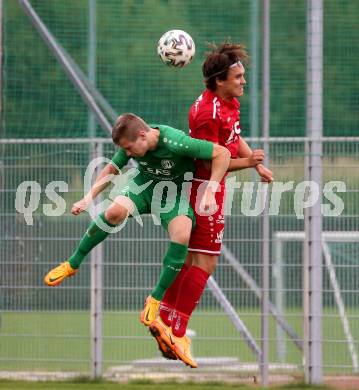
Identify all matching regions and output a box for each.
[150,42,273,368]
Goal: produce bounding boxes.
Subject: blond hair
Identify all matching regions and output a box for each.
[112,113,150,144]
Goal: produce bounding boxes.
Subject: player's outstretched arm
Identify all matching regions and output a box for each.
[71,163,119,215]
[235,137,273,183]
[227,149,264,172]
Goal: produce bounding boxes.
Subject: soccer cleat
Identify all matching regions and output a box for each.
[44,261,77,287]
[149,317,177,360]
[140,295,160,326]
[171,332,197,368]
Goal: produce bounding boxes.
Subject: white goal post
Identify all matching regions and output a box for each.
[273,231,359,372]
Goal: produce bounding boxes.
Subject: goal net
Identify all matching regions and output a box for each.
[273,231,359,372]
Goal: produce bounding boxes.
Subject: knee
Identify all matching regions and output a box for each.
[204,260,217,275]
[168,215,192,245]
[184,253,193,267]
[172,230,191,245]
[104,207,127,225]
[193,255,217,275]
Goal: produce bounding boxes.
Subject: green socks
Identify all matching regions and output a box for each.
[151,242,188,300]
[69,212,116,269]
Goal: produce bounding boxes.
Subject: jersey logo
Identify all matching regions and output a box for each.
[215,228,224,243]
[161,159,175,169]
[225,120,241,145]
[194,94,203,112]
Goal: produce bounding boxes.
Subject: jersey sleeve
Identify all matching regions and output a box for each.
[165,128,214,160]
[111,149,130,170]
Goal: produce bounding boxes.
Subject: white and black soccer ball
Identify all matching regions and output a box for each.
[157,30,195,68]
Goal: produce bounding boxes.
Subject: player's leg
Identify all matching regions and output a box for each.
[151,215,192,299]
[159,252,193,326]
[144,186,194,360]
[44,195,134,286]
[149,211,200,367]
[142,215,192,361]
[151,252,216,368]
[172,252,217,337]
[155,181,196,325]
[153,181,225,367]
[141,215,192,326]
[161,179,222,327]
[169,180,225,335]
[140,178,195,323]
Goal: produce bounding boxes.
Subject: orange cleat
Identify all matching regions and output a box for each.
[44,261,77,286]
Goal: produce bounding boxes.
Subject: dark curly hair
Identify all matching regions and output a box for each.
[202,41,249,91]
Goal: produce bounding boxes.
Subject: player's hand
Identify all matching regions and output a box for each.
[248,149,265,167]
[71,197,91,215]
[255,164,273,183]
[198,185,217,214]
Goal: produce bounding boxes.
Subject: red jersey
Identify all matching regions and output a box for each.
[188,89,241,180]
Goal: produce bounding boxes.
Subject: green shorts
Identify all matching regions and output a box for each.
[111,172,195,230]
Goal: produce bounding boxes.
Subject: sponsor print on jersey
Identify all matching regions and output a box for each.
[214,228,224,244]
[145,167,171,176]
[161,159,175,169]
[225,120,241,145]
[216,214,225,224]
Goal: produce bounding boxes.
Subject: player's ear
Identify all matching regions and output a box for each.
[216,77,224,87]
[138,130,147,139]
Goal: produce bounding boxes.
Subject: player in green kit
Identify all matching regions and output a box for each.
[44,113,230,359]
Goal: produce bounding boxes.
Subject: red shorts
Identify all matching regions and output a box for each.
[188,179,226,256]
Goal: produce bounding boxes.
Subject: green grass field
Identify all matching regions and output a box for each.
[0,380,337,390]
[0,309,358,374]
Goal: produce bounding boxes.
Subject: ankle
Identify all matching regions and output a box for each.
[159,302,174,327]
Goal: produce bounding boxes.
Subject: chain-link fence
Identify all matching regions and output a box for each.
[2,0,359,385]
[1,137,358,378]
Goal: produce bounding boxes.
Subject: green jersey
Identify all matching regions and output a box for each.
[111,124,213,182]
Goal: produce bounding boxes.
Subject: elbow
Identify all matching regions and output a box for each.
[224,147,231,159]
[214,144,230,160]
[219,145,231,161]
[108,163,120,175]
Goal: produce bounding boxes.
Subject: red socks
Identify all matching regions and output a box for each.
[172,266,210,337]
[160,263,189,326]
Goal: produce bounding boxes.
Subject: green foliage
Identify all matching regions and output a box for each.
[4,1,358,138]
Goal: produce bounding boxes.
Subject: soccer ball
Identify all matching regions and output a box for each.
[157,30,195,68]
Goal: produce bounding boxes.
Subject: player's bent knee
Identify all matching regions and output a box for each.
[172,231,191,245]
[193,254,218,275]
[104,196,136,225]
[184,252,193,267]
[168,215,192,244]
[105,205,129,225]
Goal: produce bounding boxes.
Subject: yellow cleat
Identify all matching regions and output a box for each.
[168,330,197,368]
[44,261,77,287]
[140,295,160,326]
[149,317,177,360]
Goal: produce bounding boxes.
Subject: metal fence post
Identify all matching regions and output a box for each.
[90,140,103,378]
[273,238,285,362]
[261,0,270,385]
[306,0,323,383]
[303,138,311,382]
